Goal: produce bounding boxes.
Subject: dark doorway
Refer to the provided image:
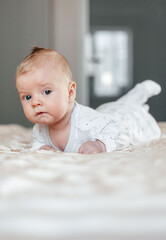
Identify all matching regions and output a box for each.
[89,0,166,121]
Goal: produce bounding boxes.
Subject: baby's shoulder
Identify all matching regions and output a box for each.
[76,103,103,119]
[75,103,111,130]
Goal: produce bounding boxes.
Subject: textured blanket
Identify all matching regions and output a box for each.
[0,123,166,240]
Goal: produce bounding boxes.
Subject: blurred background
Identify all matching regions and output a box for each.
[0,0,166,127]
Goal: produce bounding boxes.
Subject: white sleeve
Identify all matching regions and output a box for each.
[90,121,132,152]
[31,124,47,151]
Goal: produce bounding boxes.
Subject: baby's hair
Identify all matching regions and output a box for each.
[16,46,73,83]
[30,46,46,55]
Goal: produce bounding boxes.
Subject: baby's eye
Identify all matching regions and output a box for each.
[24,95,31,101]
[44,90,51,95]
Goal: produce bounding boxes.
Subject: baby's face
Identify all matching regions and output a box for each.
[16,65,75,126]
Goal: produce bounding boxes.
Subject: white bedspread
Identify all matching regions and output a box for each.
[0,123,166,240]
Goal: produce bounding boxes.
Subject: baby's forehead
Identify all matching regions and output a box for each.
[16,53,72,83]
[35,57,66,73]
[27,59,62,76]
[19,63,68,84]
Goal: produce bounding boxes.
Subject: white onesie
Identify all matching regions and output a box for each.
[31,80,161,152]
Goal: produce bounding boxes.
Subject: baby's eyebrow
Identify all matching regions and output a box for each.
[39,82,53,87]
[18,90,26,93]
[18,90,29,95]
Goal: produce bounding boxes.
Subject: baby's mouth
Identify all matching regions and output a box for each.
[36,112,46,116]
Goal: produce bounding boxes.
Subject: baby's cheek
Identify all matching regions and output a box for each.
[23,107,34,121]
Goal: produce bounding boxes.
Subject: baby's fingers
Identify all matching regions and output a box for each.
[78,146,97,154]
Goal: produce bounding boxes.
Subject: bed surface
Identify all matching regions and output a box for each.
[0,123,166,240]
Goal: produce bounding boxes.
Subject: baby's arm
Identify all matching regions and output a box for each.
[78,140,106,154]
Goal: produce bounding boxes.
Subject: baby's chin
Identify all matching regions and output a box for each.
[29,118,53,125]
[28,114,54,125]
[34,120,52,125]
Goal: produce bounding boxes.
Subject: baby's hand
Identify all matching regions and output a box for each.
[40,145,55,151]
[78,140,106,154]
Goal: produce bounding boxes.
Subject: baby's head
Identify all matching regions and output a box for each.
[16,47,76,125]
[16,46,73,85]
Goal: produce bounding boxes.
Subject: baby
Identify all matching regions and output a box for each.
[16,47,161,154]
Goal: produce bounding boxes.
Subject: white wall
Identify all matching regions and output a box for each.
[51,0,89,105]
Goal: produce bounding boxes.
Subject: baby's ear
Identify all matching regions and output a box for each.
[68,81,76,102]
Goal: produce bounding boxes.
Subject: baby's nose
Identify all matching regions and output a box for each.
[31,96,42,107]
